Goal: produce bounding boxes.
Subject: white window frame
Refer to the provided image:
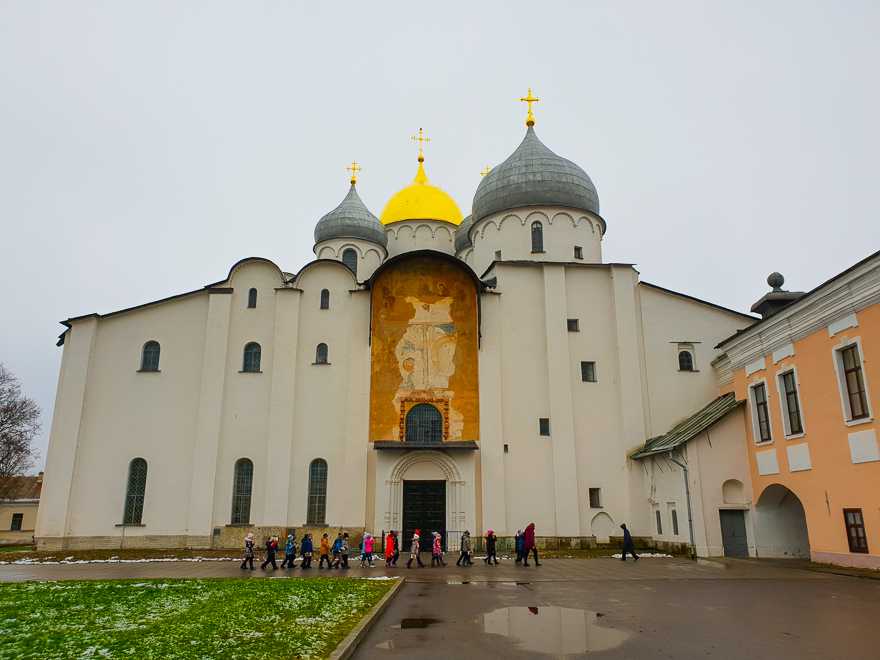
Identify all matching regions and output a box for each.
[775,366,806,439]
[748,378,773,445]
[832,337,874,426]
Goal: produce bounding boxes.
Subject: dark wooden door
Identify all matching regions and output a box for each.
[402,480,446,552]
[720,510,748,558]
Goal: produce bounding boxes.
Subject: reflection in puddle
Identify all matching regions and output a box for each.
[398,617,441,629]
[483,606,630,655]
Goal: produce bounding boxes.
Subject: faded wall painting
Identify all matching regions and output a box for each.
[370,255,479,442]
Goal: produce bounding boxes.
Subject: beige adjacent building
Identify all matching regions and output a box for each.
[0,474,42,546]
[36,104,757,552]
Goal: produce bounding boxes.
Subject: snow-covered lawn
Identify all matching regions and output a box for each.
[0,577,394,659]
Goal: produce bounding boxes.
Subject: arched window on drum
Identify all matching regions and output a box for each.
[405,403,443,444]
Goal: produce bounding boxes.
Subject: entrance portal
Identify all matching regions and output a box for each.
[719,510,749,558]
[754,483,810,558]
[402,480,446,551]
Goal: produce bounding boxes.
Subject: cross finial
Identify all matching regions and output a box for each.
[411,127,431,162]
[346,161,362,185]
[519,87,540,127]
[480,165,492,177]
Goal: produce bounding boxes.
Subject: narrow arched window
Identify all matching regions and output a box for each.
[531,221,544,253]
[320,288,330,310]
[678,350,694,372]
[231,458,253,525]
[123,458,147,525]
[247,288,257,308]
[307,459,328,525]
[405,403,443,444]
[140,341,160,372]
[342,248,358,276]
[315,343,329,364]
[242,342,261,372]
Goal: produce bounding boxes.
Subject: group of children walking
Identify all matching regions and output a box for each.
[241,523,541,571]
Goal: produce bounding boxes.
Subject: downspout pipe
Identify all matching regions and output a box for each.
[668,451,696,559]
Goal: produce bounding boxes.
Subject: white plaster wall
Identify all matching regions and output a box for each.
[313,239,385,280]
[384,220,456,257]
[470,207,603,276]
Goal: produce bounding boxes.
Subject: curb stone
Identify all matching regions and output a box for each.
[329,577,405,660]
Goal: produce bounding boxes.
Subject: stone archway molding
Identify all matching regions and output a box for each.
[384,450,467,535]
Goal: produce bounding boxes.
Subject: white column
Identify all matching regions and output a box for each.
[262,288,301,524]
[35,317,98,546]
[542,265,581,536]
[186,291,232,543]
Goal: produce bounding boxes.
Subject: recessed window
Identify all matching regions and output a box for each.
[574,245,583,260]
[840,345,869,420]
[844,508,868,553]
[539,418,550,436]
[678,351,694,372]
[581,361,597,382]
[670,508,679,536]
[503,443,509,454]
[320,288,330,310]
[751,382,772,443]
[123,458,147,525]
[567,319,580,332]
[140,341,160,372]
[531,221,544,253]
[342,248,358,277]
[315,343,329,364]
[247,288,257,309]
[10,513,23,531]
[307,458,328,525]
[494,250,502,261]
[655,510,663,535]
[589,488,602,508]
[242,342,261,373]
[405,404,443,444]
[779,370,804,435]
[231,458,253,525]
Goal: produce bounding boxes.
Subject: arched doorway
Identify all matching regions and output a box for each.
[405,404,443,444]
[754,483,810,558]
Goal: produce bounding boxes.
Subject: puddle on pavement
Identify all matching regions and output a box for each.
[482,606,630,655]
[394,618,441,629]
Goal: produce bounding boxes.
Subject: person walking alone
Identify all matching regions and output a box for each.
[522,523,540,566]
[261,535,278,570]
[406,530,425,568]
[484,529,498,565]
[456,530,472,566]
[240,532,255,570]
[620,523,639,562]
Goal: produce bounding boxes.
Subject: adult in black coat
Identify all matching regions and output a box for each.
[620,523,639,561]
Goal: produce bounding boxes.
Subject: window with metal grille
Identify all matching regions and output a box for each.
[342,248,358,277]
[655,510,663,535]
[780,371,803,435]
[678,351,694,371]
[567,318,579,332]
[307,459,328,525]
[10,513,23,531]
[581,361,597,382]
[123,458,147,525]
[140,341,160,372]
[315,343,329,364]
[320,289,330,310]
[588,488,601,508]
[539,418,551,436]
[752,383,772,442]
[574,245,583,260]
[841,345,869,420]
[671,509,679,536]
[231,458,253,525]
[247,288,257,308]
[844,508,869,553]
[405,404,443,444]
[531,221,544,252]
[242,342,261,372]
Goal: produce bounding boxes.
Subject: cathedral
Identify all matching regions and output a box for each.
[35,93,758,552]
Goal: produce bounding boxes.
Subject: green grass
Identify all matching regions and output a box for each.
[0,577,394,659]
[0,545,33,554]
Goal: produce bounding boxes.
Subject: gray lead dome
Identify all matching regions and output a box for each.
[472,126,600,223]
[314,184,387,247]
[454,214,474,253]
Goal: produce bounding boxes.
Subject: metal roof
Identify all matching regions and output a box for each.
[454,214,474,252]
[314,184,387,246]
[630,393,743,459]
[471,126,600,223]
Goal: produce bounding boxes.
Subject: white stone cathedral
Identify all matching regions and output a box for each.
[35,100,755,552]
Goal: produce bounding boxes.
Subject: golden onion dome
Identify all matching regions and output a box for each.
[379,159,463,226]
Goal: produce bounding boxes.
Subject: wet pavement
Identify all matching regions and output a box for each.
[2,557,879,658]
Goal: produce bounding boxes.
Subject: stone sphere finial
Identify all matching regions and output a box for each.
[767,272,785,291]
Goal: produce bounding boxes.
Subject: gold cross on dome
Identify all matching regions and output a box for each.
[480,165,492,177]
[346,161,361,184]
[519,87,540,127]
[411,127,431,162]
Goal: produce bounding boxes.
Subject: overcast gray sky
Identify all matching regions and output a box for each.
[1,1,878,470]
